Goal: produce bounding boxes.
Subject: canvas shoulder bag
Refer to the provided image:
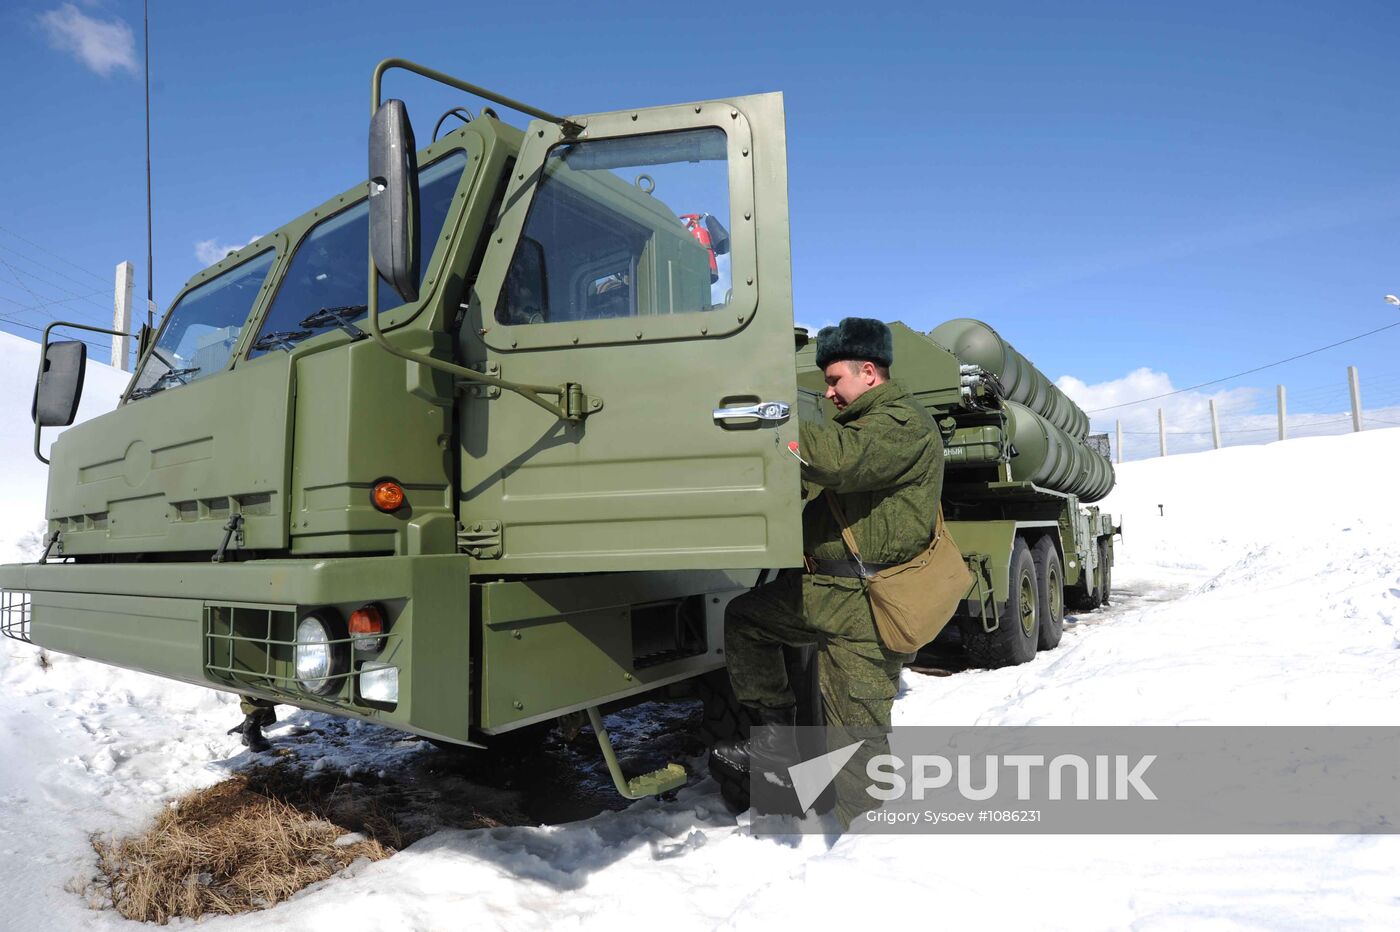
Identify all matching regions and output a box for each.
[824,491,975,654]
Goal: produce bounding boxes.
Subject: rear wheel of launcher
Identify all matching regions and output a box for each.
[962,537,1040,667]
[1033,536,1065,651]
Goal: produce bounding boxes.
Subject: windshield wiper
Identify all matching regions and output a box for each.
[299,305,367,339]
[129,366,200,399]
[250,329,312,352]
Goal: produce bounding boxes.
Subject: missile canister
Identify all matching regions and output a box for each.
[928,318,1091,439]
[1003,401,1114,501]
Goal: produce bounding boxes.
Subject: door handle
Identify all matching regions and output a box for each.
[712,401,791,425]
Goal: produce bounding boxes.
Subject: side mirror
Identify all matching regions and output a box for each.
[368,99,421,304]
[33,340,87,427]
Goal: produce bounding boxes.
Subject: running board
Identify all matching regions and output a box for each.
[586,706,687,799]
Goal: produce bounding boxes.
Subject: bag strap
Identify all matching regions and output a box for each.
[824,490,864,570]
[826,489,946,565]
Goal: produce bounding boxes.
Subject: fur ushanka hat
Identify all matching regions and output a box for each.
[814,317,894,370]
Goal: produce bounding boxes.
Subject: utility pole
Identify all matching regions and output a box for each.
[1277,384,1286,441]
[112,262,134,371]
[1158,408,1167,457]
[1349,366,1363,432]
[1209,399,1221,450]
[1115,419,1123,464]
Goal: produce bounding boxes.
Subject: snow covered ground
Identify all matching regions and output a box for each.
[1,334,1398,929]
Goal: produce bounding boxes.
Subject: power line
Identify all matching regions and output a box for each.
[0,240,115,297]
[0,264,110,317]
[0,223,108,285]
[1086,319,1400,413]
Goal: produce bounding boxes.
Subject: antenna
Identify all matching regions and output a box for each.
[143,0,153,328]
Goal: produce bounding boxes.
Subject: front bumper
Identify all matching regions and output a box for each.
[0,555,473,742]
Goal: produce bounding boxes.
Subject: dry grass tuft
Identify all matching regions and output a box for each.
[90,768,391,924]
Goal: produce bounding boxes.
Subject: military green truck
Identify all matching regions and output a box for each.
[2,59,1115,801]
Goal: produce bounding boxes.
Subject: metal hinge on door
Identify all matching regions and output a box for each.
[458,520,502,558]
[463,362,503,399]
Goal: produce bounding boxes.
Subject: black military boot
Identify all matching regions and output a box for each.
[710,705,800,786]
[227,707,275,753]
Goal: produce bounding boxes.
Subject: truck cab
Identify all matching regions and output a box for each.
[2,62,803,772]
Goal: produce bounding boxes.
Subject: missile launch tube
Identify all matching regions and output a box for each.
[929,318,1091,439]
[1003,402,1115,502]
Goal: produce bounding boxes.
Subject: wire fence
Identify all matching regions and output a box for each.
[1107,366,1400,463]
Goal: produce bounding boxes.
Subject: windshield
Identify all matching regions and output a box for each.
[128,249,277,400]
[248,151,468,357]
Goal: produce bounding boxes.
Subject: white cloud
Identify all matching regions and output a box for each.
[1056,368,1400,461]
[194,236,258,266]
[37,3,138,77]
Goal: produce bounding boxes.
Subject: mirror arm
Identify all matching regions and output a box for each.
[364,264,597,422]
[33,320,135,465]
[371,58,582,136]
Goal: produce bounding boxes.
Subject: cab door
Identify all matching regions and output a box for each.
[457,93,801,574]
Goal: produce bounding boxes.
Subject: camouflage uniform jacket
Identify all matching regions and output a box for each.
[798,379,944,568]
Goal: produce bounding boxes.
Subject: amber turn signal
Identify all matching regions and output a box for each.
[349,603,385,652]
[371,479,406,513]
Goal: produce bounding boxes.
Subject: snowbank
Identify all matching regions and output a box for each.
[1,328,1397,929]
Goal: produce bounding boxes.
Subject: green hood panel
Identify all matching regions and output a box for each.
[45,355,293,555]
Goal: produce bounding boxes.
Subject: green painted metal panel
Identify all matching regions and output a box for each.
[946,519,1017,602]
[45,353,295,555]
[289,337,454,555]
[7,555,473,743]
[31,590,208,683]
[476,570,747,729]
[457,93,802,574]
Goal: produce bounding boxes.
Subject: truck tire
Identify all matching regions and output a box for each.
[963,538,1039,668]
[1032,537,1064,651]
[1098,538,1113,606]
[700,644,824,814]
[1068,547,1102,611]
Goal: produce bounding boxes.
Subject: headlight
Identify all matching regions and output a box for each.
[295,614,346,695]
[359,662,399,705]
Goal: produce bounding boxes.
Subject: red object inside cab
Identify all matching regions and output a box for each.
[678,213,720,283]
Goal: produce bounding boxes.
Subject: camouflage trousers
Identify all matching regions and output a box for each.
[724,569,910,827]
[239,696,277,727]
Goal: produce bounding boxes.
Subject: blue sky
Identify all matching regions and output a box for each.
[3,0,1398,452]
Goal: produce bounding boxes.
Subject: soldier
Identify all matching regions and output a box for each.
[227,696,277,752]
[711,317,943,826]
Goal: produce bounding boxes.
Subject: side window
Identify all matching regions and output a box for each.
[496,127,731,326]
[248,151,468,357]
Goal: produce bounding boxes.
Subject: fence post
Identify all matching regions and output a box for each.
[1158,408,1167,457]
[112,261,134,371]
[1115,420,1123,464]
[1349,366,1362,432]
[1209,399,1221,449]
[1277,384,1287,441]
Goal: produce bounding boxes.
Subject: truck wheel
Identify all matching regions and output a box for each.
[1068,547,1102,611]
[1098,538,1113,606]
[1032,537,1064,651]
[963,538,1039,668]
